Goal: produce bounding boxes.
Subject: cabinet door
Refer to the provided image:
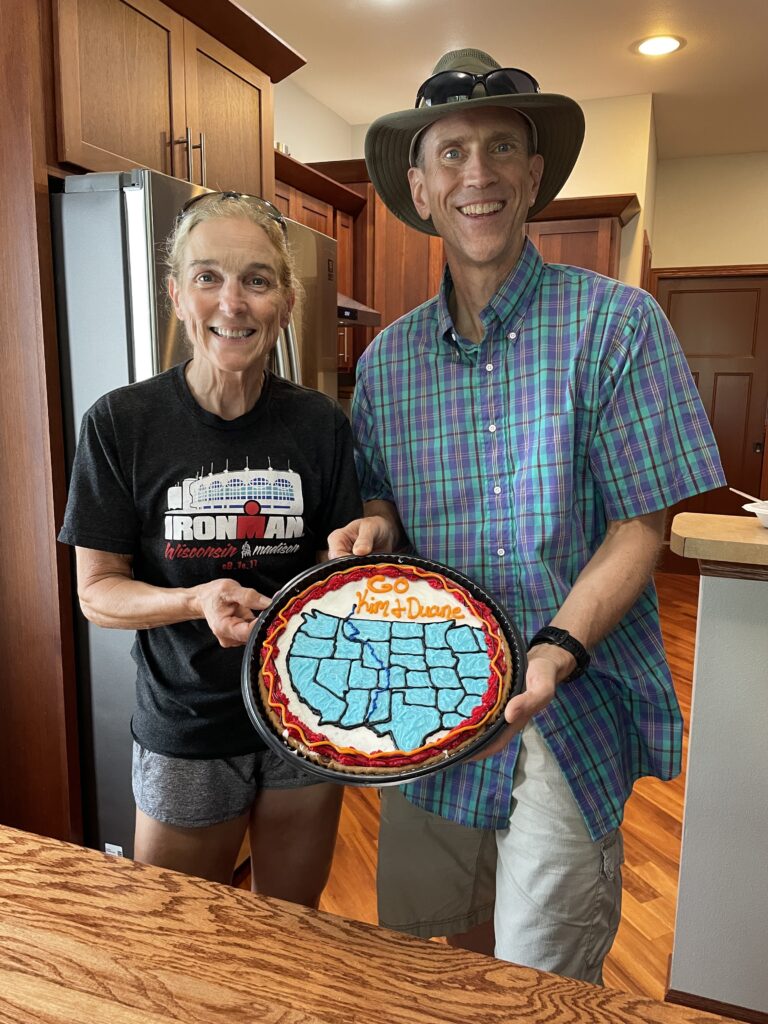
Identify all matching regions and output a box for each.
[372,193,443,330]
[54,0,186,175]
[273,180,292,218]
[291,190,334,237]
[335,210,354,295]
[335,211,354,371]
[526,217,620,277]
[183,23,274,198]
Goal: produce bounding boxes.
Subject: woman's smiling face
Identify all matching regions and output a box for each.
[169,215,293,376]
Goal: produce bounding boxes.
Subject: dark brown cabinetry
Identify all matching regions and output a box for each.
[526,195,640,279]
[54,0,275,195]
[182,23,273,195]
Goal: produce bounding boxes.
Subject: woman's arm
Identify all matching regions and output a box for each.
[75,547,270,648]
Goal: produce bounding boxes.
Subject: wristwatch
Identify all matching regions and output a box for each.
[527,626,590,683]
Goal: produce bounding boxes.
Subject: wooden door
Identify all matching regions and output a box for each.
[183,23,274,198]
[526,217,620,277]
[654,270,768,567]
[54,0,186,175]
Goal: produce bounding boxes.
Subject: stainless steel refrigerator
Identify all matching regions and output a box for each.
[51,168,338,858]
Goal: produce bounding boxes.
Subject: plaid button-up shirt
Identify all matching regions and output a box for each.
[352,239,725,839]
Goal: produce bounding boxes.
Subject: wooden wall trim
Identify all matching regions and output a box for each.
[0,0,81,840]
[649,264,768,296]
[699,560,768,582]
[666,989,768,1024]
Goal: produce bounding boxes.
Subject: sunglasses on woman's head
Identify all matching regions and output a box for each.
[176,191,287,235]
[415,68,540,108]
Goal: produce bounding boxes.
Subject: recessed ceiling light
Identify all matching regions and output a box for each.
[634,35,686,56]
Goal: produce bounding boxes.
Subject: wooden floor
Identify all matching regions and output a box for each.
[316,571,699,1001]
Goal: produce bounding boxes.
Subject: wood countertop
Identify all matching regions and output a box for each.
[670,512,768,566]
[0,826,733,1024]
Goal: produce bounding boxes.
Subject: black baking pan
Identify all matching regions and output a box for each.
[241,554,526,786]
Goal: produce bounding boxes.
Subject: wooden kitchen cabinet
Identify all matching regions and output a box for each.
[54,0,187,176]
[526,217,621,278]
[183,23,273,196]
[525,194,640,278]
[311,160,443,370]
[54,0,274,196]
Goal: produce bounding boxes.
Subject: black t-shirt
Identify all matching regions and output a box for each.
[59,364,362,757]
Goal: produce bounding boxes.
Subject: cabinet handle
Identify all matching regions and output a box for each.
[173,129,192,182]
[198,132,207,187]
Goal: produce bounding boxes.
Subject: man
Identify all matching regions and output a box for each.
[328,48,724,982]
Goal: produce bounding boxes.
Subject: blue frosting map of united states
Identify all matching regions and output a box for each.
[286,609,491,750]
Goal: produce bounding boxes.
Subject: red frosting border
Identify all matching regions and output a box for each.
[260,563,508,768]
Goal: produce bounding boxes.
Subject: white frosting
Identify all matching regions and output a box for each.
[266,569,494,755]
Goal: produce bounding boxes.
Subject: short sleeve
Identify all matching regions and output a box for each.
[589,294,725,519]
[58,400,141,553]
[314,406,363,542]
[351,373,395,503]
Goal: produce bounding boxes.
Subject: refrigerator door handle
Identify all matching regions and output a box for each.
[273,328,288,379]
[285,319,302,385]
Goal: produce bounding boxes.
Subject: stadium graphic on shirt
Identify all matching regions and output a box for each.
[163,459,305,562]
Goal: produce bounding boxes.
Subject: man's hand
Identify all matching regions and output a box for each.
[193,579,270,648]
[471,645,566,759]
[328,514,400,559]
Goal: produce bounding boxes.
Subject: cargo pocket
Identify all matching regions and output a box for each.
[584,829,625,973]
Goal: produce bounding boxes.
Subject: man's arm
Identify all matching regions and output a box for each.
[75,548,270,648]
[327,499,406,558]
[478,508,666,756]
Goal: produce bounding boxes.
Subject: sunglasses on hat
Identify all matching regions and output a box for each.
[415,68,540,108]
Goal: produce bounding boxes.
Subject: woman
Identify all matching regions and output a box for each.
[59,193,362,905]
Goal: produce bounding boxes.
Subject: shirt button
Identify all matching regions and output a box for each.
[486,363,494,372]
[507,331,517,341]
[497,547,506,556]
[488,424,496,433]
[493,486,501,494]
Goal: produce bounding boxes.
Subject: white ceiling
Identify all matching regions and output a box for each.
[241,0,768,159]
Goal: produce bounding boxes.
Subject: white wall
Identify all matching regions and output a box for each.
[273,79,353,163]
[653,152,768,267]
[560,94,655,285]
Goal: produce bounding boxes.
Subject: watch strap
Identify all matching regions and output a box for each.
[527,626,590,682]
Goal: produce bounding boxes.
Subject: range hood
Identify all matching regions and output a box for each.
[337,292,381,328]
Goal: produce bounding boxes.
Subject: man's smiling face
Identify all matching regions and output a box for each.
[408,107,544,279]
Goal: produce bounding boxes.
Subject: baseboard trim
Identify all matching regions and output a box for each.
[665,988,767,1023]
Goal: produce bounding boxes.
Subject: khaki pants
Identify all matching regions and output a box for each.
[377,725,624,983]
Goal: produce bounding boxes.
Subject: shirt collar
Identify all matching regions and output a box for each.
[436,237,544,356]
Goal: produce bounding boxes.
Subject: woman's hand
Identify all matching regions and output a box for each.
[192,579,271,648]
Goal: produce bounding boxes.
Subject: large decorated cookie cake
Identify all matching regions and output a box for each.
[250,558,519,779]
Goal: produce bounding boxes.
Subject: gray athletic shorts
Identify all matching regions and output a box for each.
[132,742,318,828]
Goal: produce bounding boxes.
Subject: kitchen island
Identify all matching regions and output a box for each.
[667,513,768,1021]
[0,824,733,1024]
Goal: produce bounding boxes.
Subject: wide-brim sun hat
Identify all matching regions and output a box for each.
[365,48,585,236]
